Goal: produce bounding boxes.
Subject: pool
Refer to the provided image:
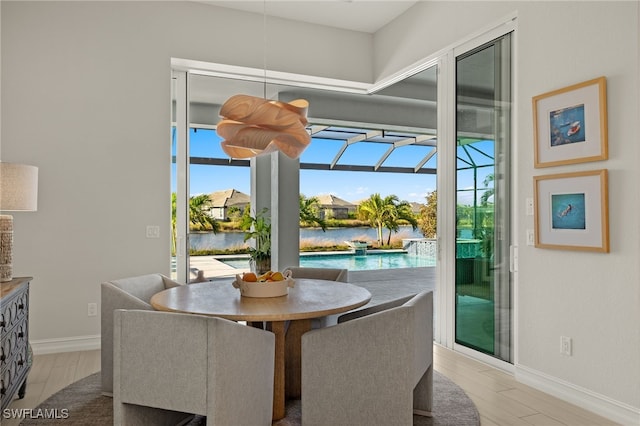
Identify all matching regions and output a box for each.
[219,251,436,271]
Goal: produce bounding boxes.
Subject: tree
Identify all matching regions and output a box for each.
[188,194,220,232]
[357,193,392,245]
[299,194,327,231]
[384,199,418,245]
[480,173,495,206]
[171,193,220,255]
[358,193,417,246]
[419,190,437,238]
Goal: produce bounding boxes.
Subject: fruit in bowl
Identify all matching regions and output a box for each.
[242,270,289,282]
[234,270,294,297]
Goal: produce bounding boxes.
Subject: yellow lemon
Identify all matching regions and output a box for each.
[270,271,284,281]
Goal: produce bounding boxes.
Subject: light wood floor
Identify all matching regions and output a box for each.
[3,346,618,426]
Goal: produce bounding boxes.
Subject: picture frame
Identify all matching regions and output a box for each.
[533,76,607,168]
[534,169,609,252]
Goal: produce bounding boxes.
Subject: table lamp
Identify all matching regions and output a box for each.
[0,163,38,282]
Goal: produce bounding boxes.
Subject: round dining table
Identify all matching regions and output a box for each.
[150,278,371,420]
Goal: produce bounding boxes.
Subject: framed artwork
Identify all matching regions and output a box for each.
[533,76,607,168]
[534,169,609,252]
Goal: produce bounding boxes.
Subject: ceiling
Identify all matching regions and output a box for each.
[197,1,419,33]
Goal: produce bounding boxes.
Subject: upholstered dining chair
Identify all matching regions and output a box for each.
[283,266,349,328]
[301,291,434,426]
[283,266,349,283]
[100,273,184,396]
[113,309,274,426]
[337,293,417,323]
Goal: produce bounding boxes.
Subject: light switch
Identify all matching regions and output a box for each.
[526,198,534,216]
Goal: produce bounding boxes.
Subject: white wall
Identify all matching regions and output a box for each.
[377,0,640,419]
[0,1,371,342]
[2,0,639,422]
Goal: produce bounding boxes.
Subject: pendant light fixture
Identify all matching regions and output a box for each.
[216,1,311,159]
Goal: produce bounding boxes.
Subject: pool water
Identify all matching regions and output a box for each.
[220,252,436,271]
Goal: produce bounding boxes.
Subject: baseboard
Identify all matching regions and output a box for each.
[516,364,640,426]
[31,335,100,355]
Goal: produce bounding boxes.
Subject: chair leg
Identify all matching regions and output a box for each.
[413,364,433,416]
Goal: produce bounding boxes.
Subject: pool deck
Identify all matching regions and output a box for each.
[191,254,436,310]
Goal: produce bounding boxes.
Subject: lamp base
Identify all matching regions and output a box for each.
[0,215,13,282]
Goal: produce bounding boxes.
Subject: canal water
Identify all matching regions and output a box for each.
[189,225,424,250]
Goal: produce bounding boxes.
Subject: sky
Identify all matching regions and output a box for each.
[176,128,493,206]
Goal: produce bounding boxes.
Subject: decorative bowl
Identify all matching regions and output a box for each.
[232,272,295,298]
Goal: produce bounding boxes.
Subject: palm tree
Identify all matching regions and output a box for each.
[188,194,219,232]
[357,193,398,245]
[171,193,219,256]
[385,199,418,245]
[299,194,327,231]
[480,173,494,206]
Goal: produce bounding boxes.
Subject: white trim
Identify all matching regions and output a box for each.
[436,51,455,349]
[510,23,520,368]
[171,58,371,94]
[370,12,517,94]
[516,364,640,426]
[453,343,515,374]
[31,335,100,355]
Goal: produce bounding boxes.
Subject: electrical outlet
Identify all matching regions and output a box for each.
[88,302,97,317]
[146,225,160,239]
[526,229,535,246]
[560,336,572,356]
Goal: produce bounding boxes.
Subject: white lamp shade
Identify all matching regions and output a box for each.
[0,163,38,211]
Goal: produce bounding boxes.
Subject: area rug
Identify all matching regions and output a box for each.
[20,370,479,426]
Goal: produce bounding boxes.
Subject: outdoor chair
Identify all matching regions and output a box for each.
[100,273,184,396]
[302,291,433,426]
[113,309,274,426]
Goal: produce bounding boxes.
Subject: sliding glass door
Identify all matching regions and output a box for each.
[454,34,512,362]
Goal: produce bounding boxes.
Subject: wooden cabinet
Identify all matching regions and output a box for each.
[1,277,31,410]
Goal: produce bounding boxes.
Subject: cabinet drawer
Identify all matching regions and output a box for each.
[0,277,31,410]
[0,291,28,334]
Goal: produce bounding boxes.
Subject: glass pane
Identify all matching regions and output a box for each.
[455,34,512,362]
[188,127,250,281]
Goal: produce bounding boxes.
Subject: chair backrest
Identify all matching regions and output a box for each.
[301,292,434,425]
[100,273,184,396]
[403,291,433,387]
[107,273,179,303]
[114,309,275,424]
[284,266,348,282]
[336,291,432,387]
[338,293,416,323]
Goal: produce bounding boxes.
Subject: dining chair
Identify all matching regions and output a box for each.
[337,293,416,323]
[113,309,275,426]
[284,266,349,327]
[283,266,348,282]
[100,273,184,396]
[301,291,433,426]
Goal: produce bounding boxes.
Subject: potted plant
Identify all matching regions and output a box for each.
[241,207,271,275]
